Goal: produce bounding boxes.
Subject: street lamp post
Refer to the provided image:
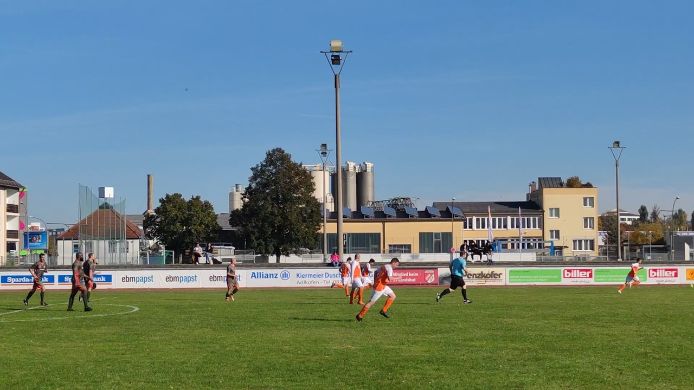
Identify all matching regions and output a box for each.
[647,230,652,260]
[321,40,351,261]
[608,141,626,261]
[451,197,456,252]
[317,144,331,263]
[670,196,680,261]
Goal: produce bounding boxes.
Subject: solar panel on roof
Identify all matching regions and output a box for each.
[342,207,352,218]
[361,206,375,218]
[404,207,418,218]
[426,206,441,217]
[383,206,397,218]
[448,206,464,217]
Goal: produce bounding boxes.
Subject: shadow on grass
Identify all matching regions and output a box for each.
[289,317,354,323]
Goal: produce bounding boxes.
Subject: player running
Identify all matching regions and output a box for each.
[436,255,472,303]
[23,253,49,307]
[67,253,91,312]
[356,258,400,321]
[618,258,643,294]
[360,259,376,289]
[225,258,239,302]
[81,253,97,306]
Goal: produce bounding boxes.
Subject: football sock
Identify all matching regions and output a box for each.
[358,287,364,303]
[25,290,35,301]
[382,297,394,313]
[462,288,468,300]
[358,306,369,318]
[439,289,451,298]
[225,292,230,298]
[40,292,45,304]
[618,285,626,292]
[232,288,238,295]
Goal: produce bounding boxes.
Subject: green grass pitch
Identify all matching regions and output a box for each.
[1,286,692,389]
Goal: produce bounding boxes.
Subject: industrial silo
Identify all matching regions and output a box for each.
[229,184,244,212]
[342,161,358,211]
[308,164,331,208]
[357,162,375,208]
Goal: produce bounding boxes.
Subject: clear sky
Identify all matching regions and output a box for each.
[1,1,692,224]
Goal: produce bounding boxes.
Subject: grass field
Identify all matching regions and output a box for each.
[1,286,693,389]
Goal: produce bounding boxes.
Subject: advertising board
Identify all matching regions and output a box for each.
[593,268,648,283]
[508,269,562,284]
[561,268,594,284]
[390,269,438,285]
[647,267,679,284]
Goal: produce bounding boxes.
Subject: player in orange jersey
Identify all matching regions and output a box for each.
[356,258,400,321]
[349,255,364,304]
[360,259,376,289]
[618,258,643,294]
[330,257,352,296]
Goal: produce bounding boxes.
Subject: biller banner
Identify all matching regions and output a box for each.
[390,269,438,285]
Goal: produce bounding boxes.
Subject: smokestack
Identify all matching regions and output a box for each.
[146,174,154,215]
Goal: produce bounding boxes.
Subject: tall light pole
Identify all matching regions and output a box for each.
[670,195,680,261]
[647,230,652,260]
[451,197,456,251]
[609,141,625,261]
[317,144,331,263]
[322,40,351,260]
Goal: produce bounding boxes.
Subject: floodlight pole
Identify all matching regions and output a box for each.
[317,145,332,263]
[608,141,625,261]
[322,41,351,261]
[670,196,680,261]
[451,197,455,251]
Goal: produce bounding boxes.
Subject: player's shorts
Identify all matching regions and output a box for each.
[369,286,395,303]
[361,276,373,286]
[32,280,44,291]
[626,275,640,283]
[450,275,465,289]
[227,277,239,289]
[84,279,94,290]
[351,278,363,288]
[341,276,351,286]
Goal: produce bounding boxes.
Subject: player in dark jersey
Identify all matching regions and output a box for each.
[81,253,97,307]
[67,253,91,312]
[225,258,239,302]
[23,253,48,307]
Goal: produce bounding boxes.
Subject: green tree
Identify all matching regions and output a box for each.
[565,176,582,188]
[144,193,220,262]
[627,222,664,245]
[638,205,648,223]
[650,204,661,222]
[673,208,687,231]
[230,148,321,261]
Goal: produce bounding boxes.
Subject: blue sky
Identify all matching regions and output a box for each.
[1,1,692,224]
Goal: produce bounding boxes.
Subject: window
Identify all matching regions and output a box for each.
[491,217,508,230]
[464,217,473,230]
[583,197,595,208]
[583,217,594,229]
[474,217,487,230]
[549,208,560,218]
[84,241,93,253]
[573,239,595,251]
[324,233,381,253]
[550,230,560,240]
[419,232,453,253]
[388,244,411,254]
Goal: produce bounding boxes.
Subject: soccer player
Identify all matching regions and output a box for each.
[225,258,239,301]
[356,258,400,321]
[330,257,352,296]
[23,253,48,307]
[360,259,376,289]
[349,255,364,305]
[67,253,91,312]
[618,258,643,294]
[436,254,472,303]
[81,253,97,306]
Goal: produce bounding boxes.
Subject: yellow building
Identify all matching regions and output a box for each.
[0,171,23,265]
[527,177,599,256]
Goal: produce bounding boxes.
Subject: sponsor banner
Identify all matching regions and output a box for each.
[391,269,438,286]
[686,268,694,282]
[593,268,648,283]
[0,274,55,285]
[508,269,562,284]
[562,268,593,284]
[244,268,341,288]
[647,268,678,284]
[464,268,505,286]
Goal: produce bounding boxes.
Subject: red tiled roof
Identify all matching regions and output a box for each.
[58,208,143,240]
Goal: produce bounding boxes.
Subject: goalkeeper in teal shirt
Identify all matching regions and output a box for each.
[436,256,472,303]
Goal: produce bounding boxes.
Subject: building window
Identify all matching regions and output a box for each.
[324,233,381,254]
[550,230,560,240]
[388,244,412,254]
[419,232,452,253]
[464,217,473,230]
[549,208,560,218]
[474,217,487,230]
[491,217,508,230]
[583,217,594,229]
[583,197,595,208]
[572,239,595,251]
[84,241,93,253]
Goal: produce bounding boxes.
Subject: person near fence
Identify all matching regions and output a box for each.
[23,253,48,307]
[205,243,214,264]
[330,257,352,296]
[193,243,203,265]
[618,258,643,294]
[67,253,91,312]
[330,251,340,267]
[356,258,400,321]
[225,258,239,302]
[436,255,472,304]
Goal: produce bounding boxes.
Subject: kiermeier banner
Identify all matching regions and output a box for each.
[508,268,562,284]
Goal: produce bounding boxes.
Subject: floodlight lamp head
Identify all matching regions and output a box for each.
[331,54,341,65]
[612,140,621,148]
[330,39,343,52]
[676,196,680,200]
[320,143,328,157]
